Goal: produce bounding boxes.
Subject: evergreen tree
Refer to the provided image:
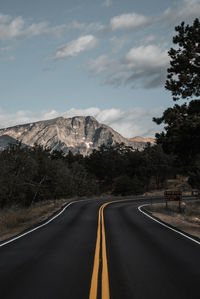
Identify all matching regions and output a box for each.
[165,18,200,101]
[154,18,200,187]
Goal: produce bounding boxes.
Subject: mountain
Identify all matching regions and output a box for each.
[0,135,19,150]
[129,136,156,145]
[0,116,155,155]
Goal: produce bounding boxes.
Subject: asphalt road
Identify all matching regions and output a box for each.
[0,198,200,299]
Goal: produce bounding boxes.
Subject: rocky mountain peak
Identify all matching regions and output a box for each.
[0,116,154,155]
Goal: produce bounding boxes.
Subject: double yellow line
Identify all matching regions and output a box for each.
[89,202,110,299]
[89,199,132,299]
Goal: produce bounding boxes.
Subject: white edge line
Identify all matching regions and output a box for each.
[138,204,200,246]
[0,199,82,248]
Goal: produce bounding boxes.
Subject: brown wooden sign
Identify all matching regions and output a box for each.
[164,191,182,201]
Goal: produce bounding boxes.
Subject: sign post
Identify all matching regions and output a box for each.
[164,191,182,212]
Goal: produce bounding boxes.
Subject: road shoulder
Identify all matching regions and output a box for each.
[144,201,200,240]
[0,199,72,244]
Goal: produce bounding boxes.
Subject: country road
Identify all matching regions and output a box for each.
[0,198,200,299]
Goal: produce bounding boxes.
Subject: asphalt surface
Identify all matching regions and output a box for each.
[0,198,200,299]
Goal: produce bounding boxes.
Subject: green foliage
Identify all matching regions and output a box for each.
[0,142,175,207]
[85,143,131,192]
[0,143,98,208]
[188,155,200,189]
[70,162,99,197]
[154,100,200,167]
[166,18,200,101]
[85,143,174,194]
[154,18,200,188]
[113,175,145,196]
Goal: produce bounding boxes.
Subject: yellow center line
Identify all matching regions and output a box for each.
[101,203,110,299]
[89,206,103,299]
[89,199,135,299]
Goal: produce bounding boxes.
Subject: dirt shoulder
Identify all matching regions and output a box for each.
[146,200,200,240]
[0,199,74,243]
[0,195,113,244]
[0,195,129,244]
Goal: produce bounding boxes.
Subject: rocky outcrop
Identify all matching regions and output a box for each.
[128,136,155,145]
[0,116,154,155]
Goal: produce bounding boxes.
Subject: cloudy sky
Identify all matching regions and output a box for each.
[0,0,199,137]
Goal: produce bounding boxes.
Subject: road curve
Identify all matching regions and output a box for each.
[0,198,200,299]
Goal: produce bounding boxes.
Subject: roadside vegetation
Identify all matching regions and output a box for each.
[147,200,200,225]
[0,199,71,242]
[146,200,200,239]
[0,141,176,208]
[145,18,200,237]
[153,18,200,191]
[0,141,177,242]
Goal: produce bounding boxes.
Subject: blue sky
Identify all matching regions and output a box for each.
[0,0,200,137]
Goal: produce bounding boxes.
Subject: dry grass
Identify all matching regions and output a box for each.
[146,199,200,239]
[147,200,200,223]
[0,199,72,243]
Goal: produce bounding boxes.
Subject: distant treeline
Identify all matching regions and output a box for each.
[0,142,177,208]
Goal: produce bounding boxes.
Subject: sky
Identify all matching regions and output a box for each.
[0,0,200,138]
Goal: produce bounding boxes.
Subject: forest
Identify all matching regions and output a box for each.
[0,142,176,208]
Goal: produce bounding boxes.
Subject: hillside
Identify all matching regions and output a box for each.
[0,116,154,155]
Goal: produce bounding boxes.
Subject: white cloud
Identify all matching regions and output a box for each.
[0,109,60,129]
[52,35,98,59]
[101,0,200,34]
[0,16,25,41]
[94,107,163,137]
[161,0,200,24]
[0,12,102,42]
[109,13,150,31]
[1,0,199,43]
[125,45,169,69]
[23,22,48,37]
[87,44,169,88]
[0,107,163,138]
[88,55,119,74]
[0,13,53,41]
[87,0,200,88]
[44,21,103,36]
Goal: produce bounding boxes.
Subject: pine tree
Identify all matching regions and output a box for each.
[165,18,200,101]
[153,18,200,185]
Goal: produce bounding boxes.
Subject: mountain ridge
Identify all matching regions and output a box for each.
[0,116,155,155]
[128,136,156,144]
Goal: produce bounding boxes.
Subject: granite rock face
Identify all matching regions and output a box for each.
[0,116,154,155]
